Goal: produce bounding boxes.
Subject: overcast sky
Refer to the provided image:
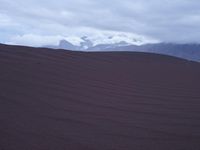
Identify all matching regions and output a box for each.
[0,0,200,46]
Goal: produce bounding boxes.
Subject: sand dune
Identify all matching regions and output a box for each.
[1,44,200,150]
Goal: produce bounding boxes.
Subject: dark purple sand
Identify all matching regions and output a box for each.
[1,44,200,150]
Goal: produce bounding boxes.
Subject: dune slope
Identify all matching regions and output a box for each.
[1,44,200,150]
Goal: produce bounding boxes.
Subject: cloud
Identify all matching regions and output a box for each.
[7,31,158,47]
[7,34,63,46]
[0,0,200,46]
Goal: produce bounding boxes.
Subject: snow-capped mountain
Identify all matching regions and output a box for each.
[45,34,148,50]
[54,39,131,51]
[43,35,200,62]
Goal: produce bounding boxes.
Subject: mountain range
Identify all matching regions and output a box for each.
[44,37,200,62]
[45,36,132,51]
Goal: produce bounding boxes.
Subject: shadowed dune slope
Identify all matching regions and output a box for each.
[1,44,200,150]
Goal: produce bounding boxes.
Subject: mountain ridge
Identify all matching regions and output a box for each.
[44,39,200,62]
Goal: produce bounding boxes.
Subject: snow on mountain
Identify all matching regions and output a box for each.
[44,32,159,50]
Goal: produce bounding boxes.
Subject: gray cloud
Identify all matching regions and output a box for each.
[0,0,200,46]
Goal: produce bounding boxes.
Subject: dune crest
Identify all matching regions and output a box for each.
[1,44,200,150]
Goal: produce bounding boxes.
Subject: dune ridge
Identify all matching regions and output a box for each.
[0,44,200,150]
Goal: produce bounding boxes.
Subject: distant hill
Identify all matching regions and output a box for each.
[101,43,200,62]
[44,38,200,62]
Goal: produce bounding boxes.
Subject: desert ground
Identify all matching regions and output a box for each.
[1,44,200,150]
